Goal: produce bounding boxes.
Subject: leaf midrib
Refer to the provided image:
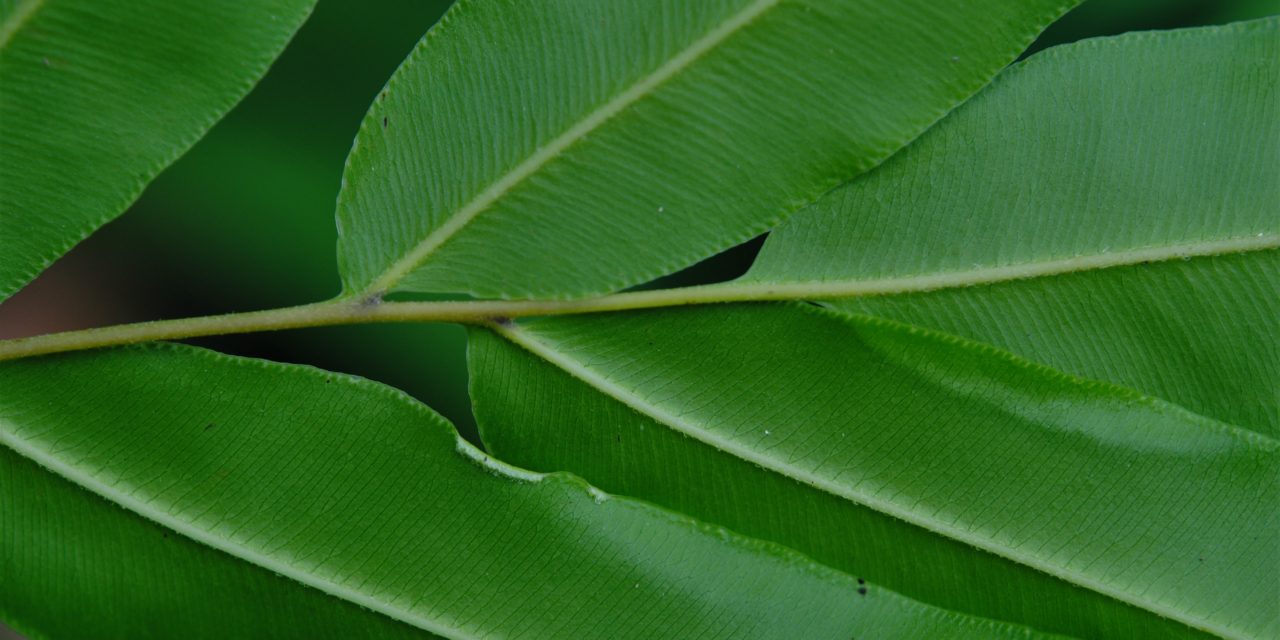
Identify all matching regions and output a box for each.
[491,318,1253,639]
[741,233,1279,297]
[0,0,45,51]
[0,419,482,640]
[6,235,1277,364]
[361,0,782,296]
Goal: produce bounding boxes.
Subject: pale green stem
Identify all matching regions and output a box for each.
[2,233,1272,362]
[0,282,752,362]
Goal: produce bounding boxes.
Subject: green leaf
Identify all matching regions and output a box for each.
[334,0,1077,300]
[743,18,1280,436]
[0,0,316,303]
[0,345,1052,639]
[831,253,1279,436]
[472,21,1280,639]
[471,304,1278,639]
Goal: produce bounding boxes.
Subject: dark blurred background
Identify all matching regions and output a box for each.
[1,0,1275,448]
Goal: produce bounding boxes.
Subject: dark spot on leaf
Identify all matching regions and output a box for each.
[492,316,513,327]
[856,578,864,585]
[857,587,867,596]
[382,116,389,130]
[204,423,216,431]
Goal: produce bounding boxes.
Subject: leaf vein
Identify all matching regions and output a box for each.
[0,0,45,51]
[490,319,1255,638]
[0,423,482,640]
[362,0,782,295]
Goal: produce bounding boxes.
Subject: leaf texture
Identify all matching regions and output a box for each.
[743,18,1280,435]
[471,304,1279,639]
[0,345,1054,639]
[832,252,1279,436]
[0,0,316,303]
[334,0,1076,300]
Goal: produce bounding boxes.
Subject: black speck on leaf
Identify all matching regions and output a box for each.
[204,423,215,431]
[856,577,864,585]
[857,587,867,596]
[382,116,389,130]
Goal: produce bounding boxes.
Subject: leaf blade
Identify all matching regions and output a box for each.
[0,344,1053,639]
[335,0,1077,300]
[0,0,317,304]
[473,304,1278,639]
[743,18,1280,434]
[833,250,1280,436]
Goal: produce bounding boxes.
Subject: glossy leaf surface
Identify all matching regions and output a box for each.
[472,305,1278,639]
[0,0,316,303]
[745,18,1280,435]
[334,0,1075,300]
[0,345,1049,639]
